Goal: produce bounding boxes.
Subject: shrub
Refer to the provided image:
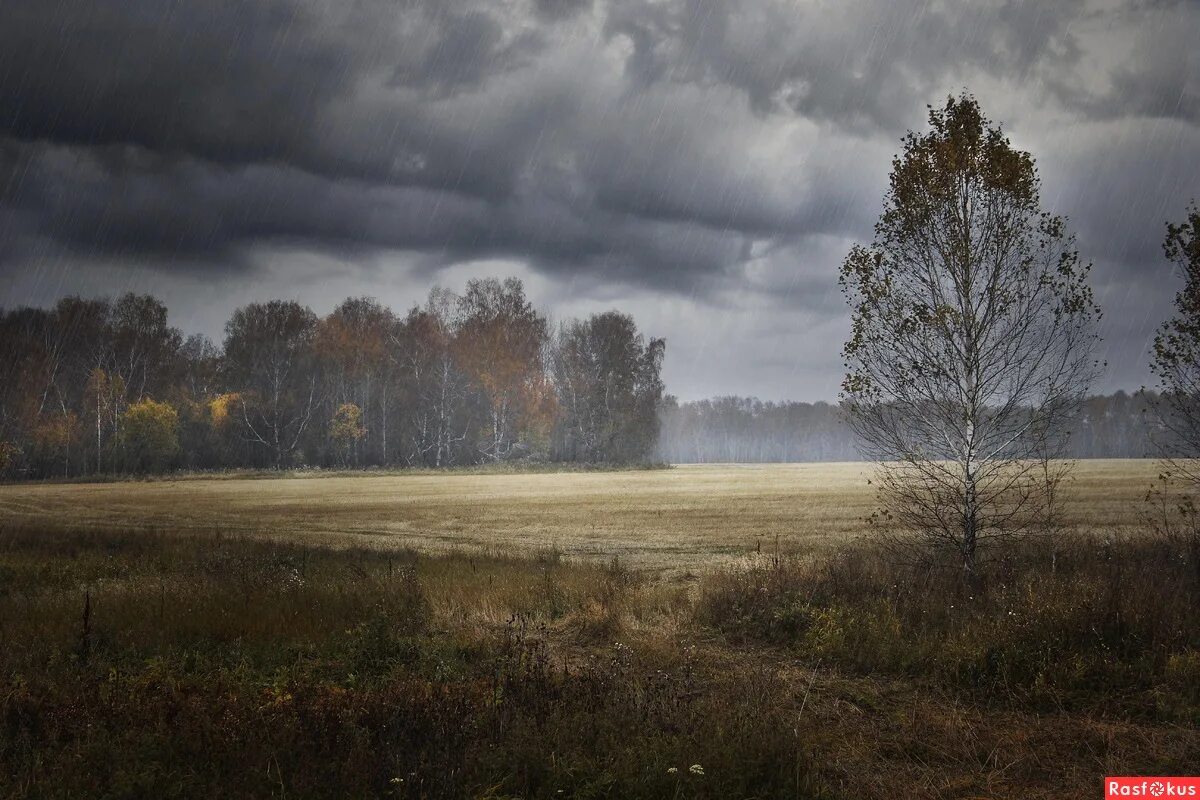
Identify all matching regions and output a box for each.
[116,399,180,473]
[697,537,1200,720]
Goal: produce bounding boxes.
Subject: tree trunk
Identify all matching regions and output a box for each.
[963,465,979,588]
[960,479,979,585]
[95,390,102,475]
[380,390,388,464]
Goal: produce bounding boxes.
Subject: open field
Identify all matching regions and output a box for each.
[2,519,1197,798]
[0,460,1165,572]
[2,459,1197,798]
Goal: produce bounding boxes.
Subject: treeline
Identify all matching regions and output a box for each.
[0,278,665,478]
[657,391,1162,463]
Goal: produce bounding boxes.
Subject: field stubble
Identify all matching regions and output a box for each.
[0,460,1163,573]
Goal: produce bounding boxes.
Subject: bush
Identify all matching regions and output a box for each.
[697,537,1200,720]
[116,399,180,473]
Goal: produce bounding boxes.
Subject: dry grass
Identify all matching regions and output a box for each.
[1,522,1195,799]
[2,459,1190,796]
[0,460,1163,573]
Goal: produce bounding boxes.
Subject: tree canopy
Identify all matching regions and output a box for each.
[0,280,666,477]
[840,94,1101,579]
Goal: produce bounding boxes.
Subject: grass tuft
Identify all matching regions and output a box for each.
[697,536,1200,722]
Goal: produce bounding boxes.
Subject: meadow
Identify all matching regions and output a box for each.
[0,460,1165,572]
[1,460,1197,799]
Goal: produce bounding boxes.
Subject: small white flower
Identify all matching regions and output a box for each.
[667,767,678,775]
[689,764,704,776]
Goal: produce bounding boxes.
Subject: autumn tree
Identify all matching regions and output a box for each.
[0,440,18,477]
[84,368,125,473]
[50,298,115,473]
[390,295,473,467]
[171,335,224,469]
[315,298,395,465]
[28,410,79,477]
[0,278,666,475]
[453,278,551,461]
[177,334,221,402]
[204,392,251,466]
[109,294,182,402]
[223,300,320,468]
[839,94,1100,583]
[0,304,94,475]
[329,403,367,467]
[551,311,665,463]
[0,309,46,476]
[116,398,180,473]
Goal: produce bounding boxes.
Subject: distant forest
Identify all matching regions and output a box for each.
[657,392,1162,463]
[0,277,1166,479]
[0,278,665,478]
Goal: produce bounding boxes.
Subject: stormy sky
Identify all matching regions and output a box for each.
[0,0,1197,401]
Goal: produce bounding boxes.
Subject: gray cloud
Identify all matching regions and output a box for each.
[604,0,1092,128]
[0,0,1197,399]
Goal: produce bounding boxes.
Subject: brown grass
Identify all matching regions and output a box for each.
[0,460,1164,574]
[1,522,1196,799]
[1,460,1192,798]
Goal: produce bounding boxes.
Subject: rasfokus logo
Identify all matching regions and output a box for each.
[1107,778,1200,797]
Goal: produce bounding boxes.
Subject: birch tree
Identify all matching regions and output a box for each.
[390,297,473,468]
[551,311,664,464]
[839,94,1101,583]
[315,297,395,465]
[452,278,550,462]
[109,294,182,402]
[223,301,320,468]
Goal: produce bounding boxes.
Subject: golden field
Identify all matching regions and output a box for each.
[2,458,1197,798]
[0,459,1164,572]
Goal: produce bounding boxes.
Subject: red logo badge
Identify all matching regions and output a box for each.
[1106,778,1200,798]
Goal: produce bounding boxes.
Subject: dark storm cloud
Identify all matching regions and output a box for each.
[0,139,758,285]
[0,0,553,197]
[0,0,1197,398]
[1,1,361,169]
[0,0,1152,272]
[605,0,1087,128]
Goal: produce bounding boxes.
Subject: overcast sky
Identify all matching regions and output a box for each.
[0,0,1197,400]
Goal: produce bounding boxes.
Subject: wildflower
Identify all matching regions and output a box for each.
[667,767,678,775]
[390,777,404,784]
[689,764,704,776]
